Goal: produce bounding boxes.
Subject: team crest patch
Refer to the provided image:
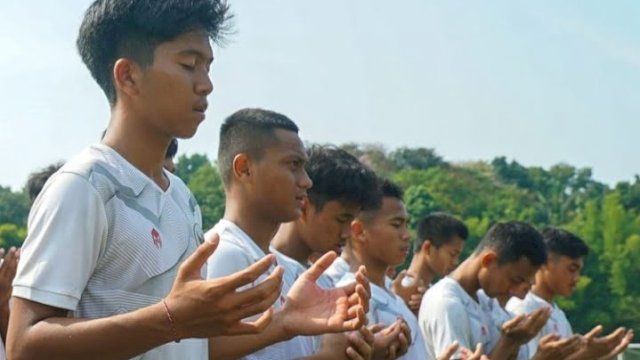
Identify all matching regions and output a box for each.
[151,228,162,249]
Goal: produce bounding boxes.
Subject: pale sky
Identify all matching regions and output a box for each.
[1,1,639,191]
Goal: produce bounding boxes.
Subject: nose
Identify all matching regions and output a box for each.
[401,228,410,242]
[299,169,313,190]
[195,71,214,96]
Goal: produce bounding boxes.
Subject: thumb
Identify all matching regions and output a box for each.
[176,231,219,282]
[393,270,408,287]
[303,251,337,282]
[502,314,525,332]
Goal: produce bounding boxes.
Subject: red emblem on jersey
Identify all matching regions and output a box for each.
[151,228,162,249]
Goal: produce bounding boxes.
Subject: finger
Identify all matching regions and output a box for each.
[558,335,583,356]
[227,265,283,307]
[437,341,459,360]
[603,327,626,343]
[226,307,274,335]
[346,346,365,360]
[302,251,337,282]
[356,284,370,313]
[539,333,561,345]
[398,331,410,355]
[387,342,398,359]
[355,267,371,298]
[360,325,376,346]
[176,233,220,281]
[603,331,633,358]
[502,314,525,332]
[347,305,367,329]
[368,323,386,334]
[226,278,282,322]
[348,331,373,359]
[584,325,604,340]
[221,254,279,291]
[399,320,411,340]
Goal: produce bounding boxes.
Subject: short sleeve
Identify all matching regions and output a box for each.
[422,296,474,357]
[13,172,108,310]
[205,233,254,281]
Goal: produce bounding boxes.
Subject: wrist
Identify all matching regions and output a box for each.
[272,309,296,341]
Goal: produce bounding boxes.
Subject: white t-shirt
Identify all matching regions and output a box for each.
[13,144,207,359]
[477,290,529,360]
[271,247,327,353]
[419,277,495,360]
[338,272,427,360]
[506,292,572,357]
[324,256,350,286]
[206,220,313,359]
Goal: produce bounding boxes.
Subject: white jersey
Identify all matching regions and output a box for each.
[507,292,572,357]
[419,277,495,360]
[324,256,350,285]
[477,290,529,360]
[270,247,326,353]
[337,272,427,360]
[13,144,207,359]
[206,220,313,359]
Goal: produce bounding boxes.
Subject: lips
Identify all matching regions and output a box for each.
[193,101,208,113]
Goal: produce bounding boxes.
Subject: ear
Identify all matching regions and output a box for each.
[421,240,433,255]
[113,58,142,98]
[351,219,366,242]
[232,153,251,184]
[300,197,312,222]
[480,251,497,269]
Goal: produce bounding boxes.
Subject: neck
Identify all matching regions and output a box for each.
[223,194,281,253]
[103,107,169,188]
[449,257,482,301]
[496,295,510,308]
[407,253,436,286]
[350,247,388,287]
[271,222,312,264]
[531,282,555,304]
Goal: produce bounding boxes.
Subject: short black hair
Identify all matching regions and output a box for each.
[414,212,468,252]
[166,138,178,159]
[77,0,231,104]
[542,227,590,259]
[27,162,64,202]
[305,145,380,211]
[357,178,404,223]
[218,108,299,187]
[379,178,404,201]
[474,221,547,266]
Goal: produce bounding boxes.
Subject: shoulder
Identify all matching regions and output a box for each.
[205,228,254,278]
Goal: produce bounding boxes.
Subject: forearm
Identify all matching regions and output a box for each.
[0,304,9,343]
[208,311,292,360]
[8,301,173,360]
[489,337,521,360]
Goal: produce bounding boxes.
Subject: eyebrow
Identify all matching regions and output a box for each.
[178,49,214,64]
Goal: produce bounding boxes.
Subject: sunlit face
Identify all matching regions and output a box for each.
[480,254,539,298]
[539,254,584,297]
[135,30,214,139]
[303,200,360,255]
[427,236,465,276]
[249,129,312,223]
[362,197,411,267]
